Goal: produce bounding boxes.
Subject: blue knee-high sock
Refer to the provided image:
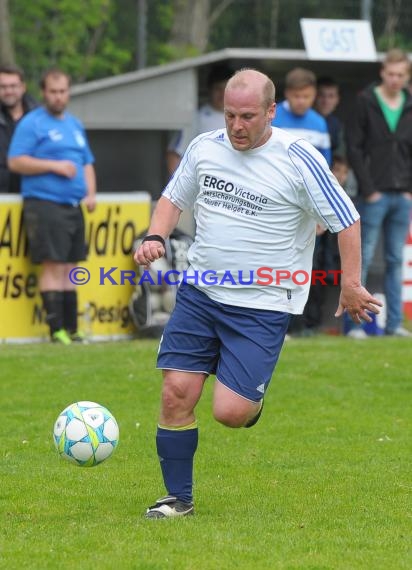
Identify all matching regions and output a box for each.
[156,424,198,504]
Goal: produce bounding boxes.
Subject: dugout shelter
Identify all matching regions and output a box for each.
[68,47,385,199]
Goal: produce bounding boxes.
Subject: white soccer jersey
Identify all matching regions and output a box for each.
[163,127,359,313]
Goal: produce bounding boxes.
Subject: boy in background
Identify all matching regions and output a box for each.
[272,67,331,165]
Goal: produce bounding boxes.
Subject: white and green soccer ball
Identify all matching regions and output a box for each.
[53,401,119,467]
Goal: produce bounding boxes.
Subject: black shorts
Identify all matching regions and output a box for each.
[23,198,87,264]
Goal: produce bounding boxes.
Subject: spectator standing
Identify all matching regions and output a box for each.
[272,67,331,165]
[314,78,349,288]
[346,48,412,338]
[314,76,345,156]
[315,76,358,199]
[8,68,97,345]
[0,65,37,193]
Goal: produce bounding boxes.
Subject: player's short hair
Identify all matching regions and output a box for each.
[0,64,25,82]
[39,68,71,90]
[383,48,411,71]
[228,68,275,109]
[262,76,276,108]
[285,67,316,90]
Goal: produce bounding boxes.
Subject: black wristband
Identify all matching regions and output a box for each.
[142,234,166,248]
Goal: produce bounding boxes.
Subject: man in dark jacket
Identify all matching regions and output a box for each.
[0,65,37,193]
[346,48,412,337]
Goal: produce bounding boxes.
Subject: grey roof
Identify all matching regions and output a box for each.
[70,49,308,95]
[71,47,386,95]
[68,47,387,129]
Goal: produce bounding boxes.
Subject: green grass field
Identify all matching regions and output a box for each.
[0,337,410,570]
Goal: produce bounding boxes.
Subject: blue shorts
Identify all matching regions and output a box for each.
[157,283,290,402]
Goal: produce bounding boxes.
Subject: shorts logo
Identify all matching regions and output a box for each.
[256,383,265,394]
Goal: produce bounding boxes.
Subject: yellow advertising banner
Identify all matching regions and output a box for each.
[0,193,151,342]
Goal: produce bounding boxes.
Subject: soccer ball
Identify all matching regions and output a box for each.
[53,401,119,467]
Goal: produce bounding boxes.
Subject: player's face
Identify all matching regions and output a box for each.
[380,61,410,96]
[224,88,275,151]
[42,75,70,117]
[286,85,316,116]
[0,73,26,109]
[315,86,340,117]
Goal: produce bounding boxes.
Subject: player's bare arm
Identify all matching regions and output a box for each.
[134,196,182,267]
[335,220,383,323]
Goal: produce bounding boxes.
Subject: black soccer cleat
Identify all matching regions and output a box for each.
[145,495,194,519]
[244,399,264,428]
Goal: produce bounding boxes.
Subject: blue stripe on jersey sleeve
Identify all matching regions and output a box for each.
[289,141,356,227]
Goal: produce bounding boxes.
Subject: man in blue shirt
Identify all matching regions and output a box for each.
[8,68,96,345]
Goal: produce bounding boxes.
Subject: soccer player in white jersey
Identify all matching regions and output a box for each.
[134,69,382,519]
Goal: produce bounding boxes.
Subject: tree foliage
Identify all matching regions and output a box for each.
[3,0,412,91]
[10,0,131,91]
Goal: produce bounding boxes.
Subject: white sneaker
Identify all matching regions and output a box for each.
[347,328,368,340]
[387,327,412,337]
